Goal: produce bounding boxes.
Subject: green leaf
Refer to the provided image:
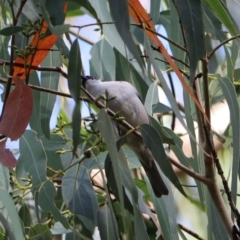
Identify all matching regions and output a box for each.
[40,134,67,151]
[40,50,61,138]
[0,26,24,36]
[161,127,192,167]
[29,223,52,239]
[39,182,69,228]
[90,38,116,80]
[114,49,149,98]
[218,76,240,206]
[62,165,98,224]
[19,130,47,189]
[19,204,31,227]
[169,0,185,69]
[205,0,237,35]
[108,0,143,70]
[183,88,205,207]
[226,0,240,32]
[144,81,158,115]
[0,163,9,190]
[98,110,124,208]
[97,206,119,240]
[205,189,229,239]
[144,176,179,240]
[144,35,195,140]
[72,105,81,154]
[69,0,99,22]
[98,110,139,238]
[0,187,24,240]
[150,0,160,23]
[140,124,187,197]
[68,38,82,102]
[152,102,172,114]
[174,0,205,82]
[29,72,43,136]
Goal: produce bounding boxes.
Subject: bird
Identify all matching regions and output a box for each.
[82,75,169,197]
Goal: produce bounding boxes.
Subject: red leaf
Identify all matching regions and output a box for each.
[0,139,17,168]
[0,78,33,140]
[13,2,68,80]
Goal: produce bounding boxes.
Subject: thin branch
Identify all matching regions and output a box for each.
[207,35,240,60]
[151,46,189,68]
[168,72,176,131]
[14,0,27,24]
[68,30,94,45]
[178,223,205,240]
[71,22,114,30]
[168,156,209,185]
[132,23,187,52]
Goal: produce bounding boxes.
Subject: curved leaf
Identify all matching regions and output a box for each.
[173,0,205,82]
[19,130,47,189]
[140,124,186,197]
[0,78,33,140]
[218,76,240,206]
[0,187,24,240]
[62,165,98,224]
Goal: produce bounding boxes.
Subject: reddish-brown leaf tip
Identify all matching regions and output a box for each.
[0,139,17,168]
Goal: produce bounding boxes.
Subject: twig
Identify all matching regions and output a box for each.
[168,72,176,130]
[168,156,209,184]
[178,223,205,240]
[207,35,240,60]
[68,30,94,45]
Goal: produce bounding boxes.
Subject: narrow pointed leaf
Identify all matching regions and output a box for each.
[19,130,47,189]
[140,124,186,197]
[39,182,69,228]
[173,0,205,82]
[218,76,240,206]
[0,187,24,240]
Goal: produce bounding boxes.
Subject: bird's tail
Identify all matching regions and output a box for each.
[143,160,169,197]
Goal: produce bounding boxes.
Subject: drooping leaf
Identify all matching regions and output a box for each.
[29,72,43,136]
[19,130,47,189]
[144,81,158,115]
[0,139,17,168]
[68,38,82,153]
[173,0,205,82]
[0,187,24,240]
[90,38,116,80]
[72,105,81,154]
[128,0,208,120]
[0,78,33,140]
[205,0,237,35]
[29,223,52,239]
[19,203,31,227]
[144,174,179,240]
[39,182,69,228]
[140,124,187,197]
[97,205,119,240]
[218,76,240,206]
[62,165,98,224]
[40,133,67,151]
[0,161,9,189]
[0,26,24,36]
[40,51,61,138]
[109,0,143,69]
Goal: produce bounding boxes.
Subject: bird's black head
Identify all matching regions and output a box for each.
[81,75,95,88]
